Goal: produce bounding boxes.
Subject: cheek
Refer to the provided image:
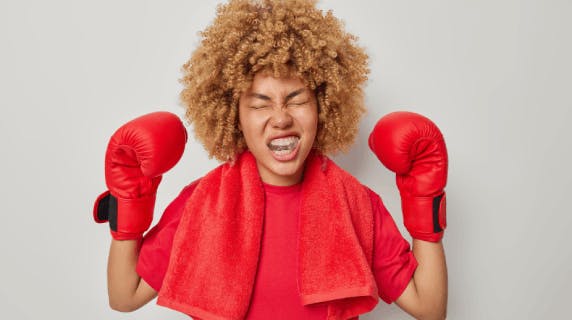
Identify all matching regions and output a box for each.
[297,107,319,135]
[239,111,268,145]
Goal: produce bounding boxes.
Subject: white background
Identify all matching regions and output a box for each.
[1,0,571,319]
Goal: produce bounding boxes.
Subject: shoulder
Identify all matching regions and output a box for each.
[324,157,389,212]
[153,178,202,227]
[176,179,201,201]
[168,178,201,208]
[361,185,396,226]
[362,186,385,210]
[164,158,239,217]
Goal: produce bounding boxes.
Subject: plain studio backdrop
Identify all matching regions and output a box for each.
[1,0,570,319]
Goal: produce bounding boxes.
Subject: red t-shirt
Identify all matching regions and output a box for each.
[137,181,417,319]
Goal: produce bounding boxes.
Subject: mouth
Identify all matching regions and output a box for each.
[267,135,300,157]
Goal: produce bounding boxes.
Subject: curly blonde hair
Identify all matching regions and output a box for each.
[181,0,369,161]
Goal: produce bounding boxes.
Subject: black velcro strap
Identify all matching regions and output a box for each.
[96,193,118,232]
[432,194,444,233]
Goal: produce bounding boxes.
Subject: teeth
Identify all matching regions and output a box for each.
[273,148,294,156]
[268,136,299,152]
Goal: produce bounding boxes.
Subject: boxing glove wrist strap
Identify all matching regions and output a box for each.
[401,192,447,242]
[93,191,156,240]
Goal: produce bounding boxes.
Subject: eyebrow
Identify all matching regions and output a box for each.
[248,88,306,102]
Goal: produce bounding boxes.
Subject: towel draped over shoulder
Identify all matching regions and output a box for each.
[157,151,379,320]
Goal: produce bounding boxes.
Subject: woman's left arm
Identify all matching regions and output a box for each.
[395,240,448,320]
[369,111,450,319]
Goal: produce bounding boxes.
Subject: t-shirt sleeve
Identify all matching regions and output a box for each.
[136,180,199,292]
[368,188,418,304]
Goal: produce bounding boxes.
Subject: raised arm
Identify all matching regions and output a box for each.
[369,111,449,319]
[395,240,447,319]
[107,239,157,311]
[93,112,187,311]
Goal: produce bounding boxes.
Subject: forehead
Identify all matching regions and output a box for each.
[246,72,308,96]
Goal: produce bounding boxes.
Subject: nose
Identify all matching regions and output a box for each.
[270,108,293,129]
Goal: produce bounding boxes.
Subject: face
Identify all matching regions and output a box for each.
[238,72,318,186]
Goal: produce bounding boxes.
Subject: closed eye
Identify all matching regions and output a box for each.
[287,100,309,107]
[250,105,269,110]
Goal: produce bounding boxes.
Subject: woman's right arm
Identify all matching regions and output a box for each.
[107,239,157,312]
[93,112,188,312]
[93,112,187,311]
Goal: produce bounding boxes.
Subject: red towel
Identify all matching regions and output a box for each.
[157,151,378,320]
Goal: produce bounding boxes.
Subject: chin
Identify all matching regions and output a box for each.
[272,161,303,176]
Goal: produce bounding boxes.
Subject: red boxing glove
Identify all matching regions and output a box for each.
[369,111,448,242]
[93,111,187,240]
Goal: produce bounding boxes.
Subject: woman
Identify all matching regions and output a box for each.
[94,0,448,319]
